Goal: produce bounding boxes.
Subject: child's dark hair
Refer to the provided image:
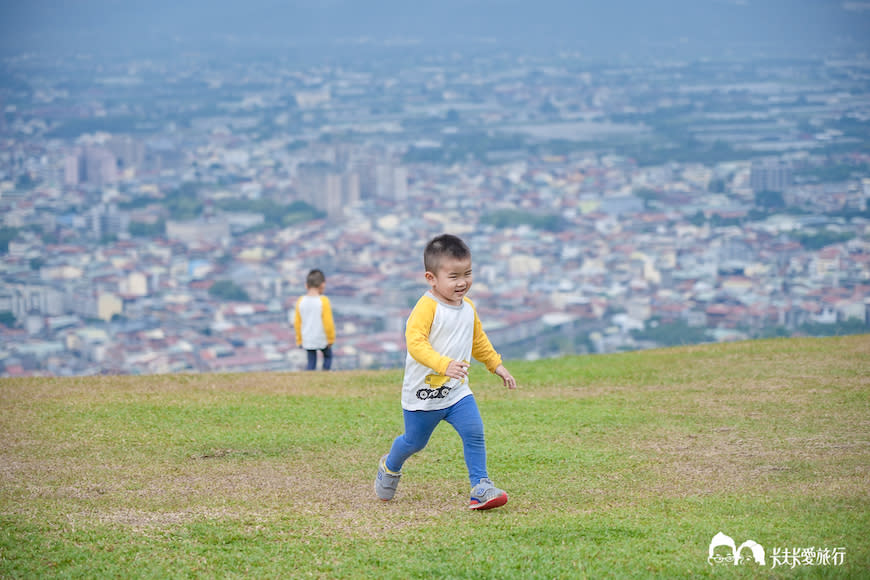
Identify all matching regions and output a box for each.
[424,234,470,273]
[306,269,326,288]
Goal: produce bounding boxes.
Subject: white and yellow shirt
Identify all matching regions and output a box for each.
[294,295,335,350]
[402,291,503,411]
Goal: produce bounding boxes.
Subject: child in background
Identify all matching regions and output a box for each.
[374,234,517,510]
[294,269,335,371]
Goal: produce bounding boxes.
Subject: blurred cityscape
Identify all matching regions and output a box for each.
[1,42,869,377]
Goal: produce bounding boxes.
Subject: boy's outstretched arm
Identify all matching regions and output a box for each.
[494,364,517,389]
[468,301,516,389]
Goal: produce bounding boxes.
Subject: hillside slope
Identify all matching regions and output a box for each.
[1,335,868,578]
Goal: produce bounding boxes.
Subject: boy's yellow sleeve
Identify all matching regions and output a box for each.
[405,297,451,375]
[321,296,335,345]
[294,297,303,346]
[468,299,503,373]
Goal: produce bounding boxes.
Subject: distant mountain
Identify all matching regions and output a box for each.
[1,0,868,60]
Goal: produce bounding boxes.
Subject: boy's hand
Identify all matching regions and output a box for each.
[445,360,470,381]
[495,364,517,389]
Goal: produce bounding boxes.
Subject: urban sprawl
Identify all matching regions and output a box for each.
[1,44,869,377]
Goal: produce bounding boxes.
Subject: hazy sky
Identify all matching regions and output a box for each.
[1,0,868,60]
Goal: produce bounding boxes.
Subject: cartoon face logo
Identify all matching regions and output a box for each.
[708,532,766,566]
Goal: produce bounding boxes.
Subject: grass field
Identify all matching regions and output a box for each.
[1,335,868,579]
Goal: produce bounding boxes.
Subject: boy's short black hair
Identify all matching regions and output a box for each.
[424,234,470,273]
[306,269,326,288]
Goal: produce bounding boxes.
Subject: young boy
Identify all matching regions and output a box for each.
[294,269,335,371]
[374,234,517,510]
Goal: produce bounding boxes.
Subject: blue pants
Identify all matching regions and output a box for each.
[385,394,487,487]
[306,346,332,370]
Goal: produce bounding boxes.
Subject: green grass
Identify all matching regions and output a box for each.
[1,335,868,579]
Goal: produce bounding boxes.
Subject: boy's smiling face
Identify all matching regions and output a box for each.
[426,256,472,306]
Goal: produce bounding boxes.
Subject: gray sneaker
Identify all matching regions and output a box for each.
[469,478,508,510]
[374,454,401,501]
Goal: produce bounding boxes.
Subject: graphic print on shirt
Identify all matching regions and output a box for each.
[415,362,469,400]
